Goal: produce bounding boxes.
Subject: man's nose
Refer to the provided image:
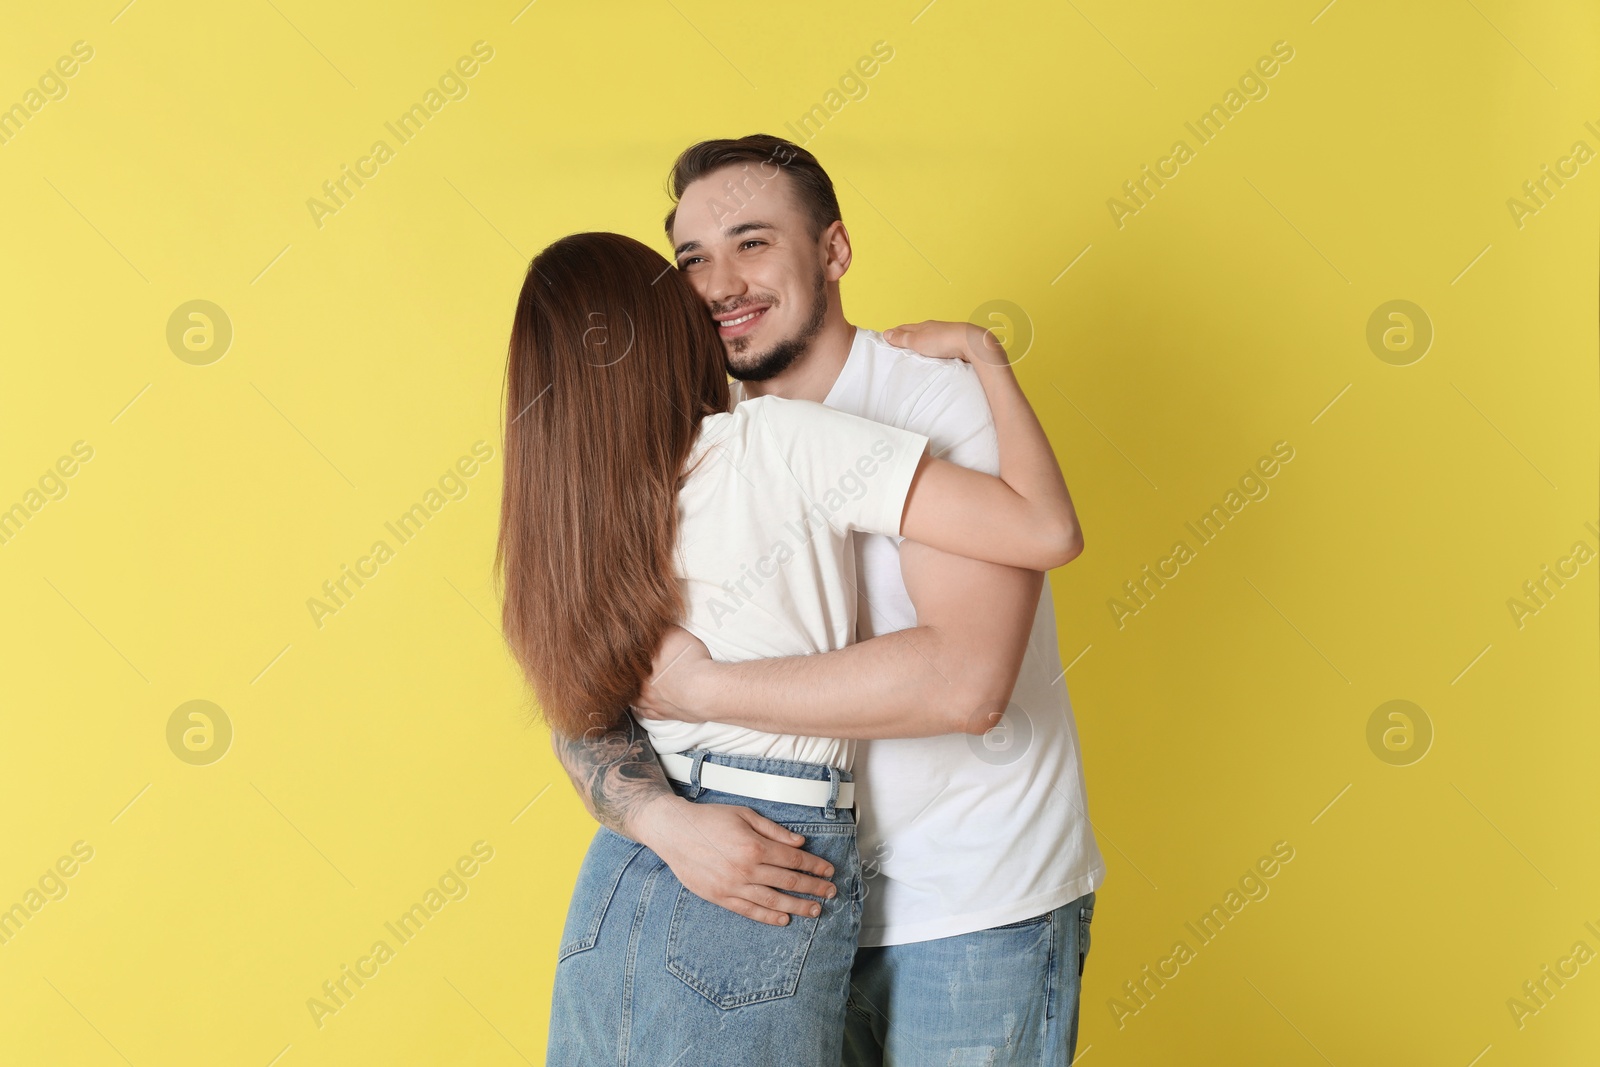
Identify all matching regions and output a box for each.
[702,258,746,306]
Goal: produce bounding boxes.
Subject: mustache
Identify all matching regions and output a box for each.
[709,295,777,316]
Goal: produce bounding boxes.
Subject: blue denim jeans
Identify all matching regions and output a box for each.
[547,751,863,1066]
[842,892,1096,1066]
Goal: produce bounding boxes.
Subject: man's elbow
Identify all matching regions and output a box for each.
[1059,523,1084,566]
[943,668,1020,736]
[950,691,1009,735]
[961,702,1006,735]
[1032,518,1084,571]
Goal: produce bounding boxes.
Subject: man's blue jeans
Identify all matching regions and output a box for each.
[547,752,862,1066]
[842,892,1097,1066]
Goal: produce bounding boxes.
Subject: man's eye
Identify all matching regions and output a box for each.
[740,239,765,250]
[678,256,703,268]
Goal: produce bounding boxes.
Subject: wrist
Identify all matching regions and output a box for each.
[626,790,687,845]
[676,657,721,723]
[965,325,1010,367]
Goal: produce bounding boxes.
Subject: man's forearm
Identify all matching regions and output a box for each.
[686,624,1013,739]
[551,713,675,840]
[658,547,1043,740]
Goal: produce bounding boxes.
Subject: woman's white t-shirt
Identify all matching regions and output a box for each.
[635,393,929,771]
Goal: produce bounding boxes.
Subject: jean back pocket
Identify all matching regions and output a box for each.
[558,827,646,962]
[663,882,823,1009]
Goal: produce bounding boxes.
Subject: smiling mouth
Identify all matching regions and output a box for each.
[715,306,769,338]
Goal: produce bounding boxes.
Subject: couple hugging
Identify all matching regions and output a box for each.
[495,133,1105,1066]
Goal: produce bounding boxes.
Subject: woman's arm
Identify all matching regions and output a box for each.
[888,321,1084,571]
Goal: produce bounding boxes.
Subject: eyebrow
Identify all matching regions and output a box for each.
[674,220,776,259]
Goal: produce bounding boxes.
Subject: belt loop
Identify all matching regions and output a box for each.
[823,765,841,821]
[686,749,708,799]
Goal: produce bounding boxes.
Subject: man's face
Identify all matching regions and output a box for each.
[671,165,832,381]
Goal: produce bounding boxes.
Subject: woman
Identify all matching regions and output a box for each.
[496,231,1078,1065]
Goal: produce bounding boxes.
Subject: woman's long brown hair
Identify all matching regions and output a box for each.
[495,232,730,739]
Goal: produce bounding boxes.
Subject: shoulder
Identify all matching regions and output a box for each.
[724,394,832,449]
[853,328,995,469]
[741,393,929,472]
[690,396,801,461]
[736,392,817,424]
[857,329,989,423]
[685,399,804,487]
[713,392,798,428]
[856,328,978,389]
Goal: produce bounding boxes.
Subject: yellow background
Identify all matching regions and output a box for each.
[2,0,1596,1063]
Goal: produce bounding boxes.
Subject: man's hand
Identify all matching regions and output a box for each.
[632,793,839,926]
[633,625,713,724]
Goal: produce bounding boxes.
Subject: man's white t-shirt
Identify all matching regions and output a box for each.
[739,327,1106,947]
[635,392,929,771]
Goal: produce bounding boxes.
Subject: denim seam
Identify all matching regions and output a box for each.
[1079,894,1094,977]
[1044,909,1059,1021]
[557,835,645,962]
[619,862,663,1066]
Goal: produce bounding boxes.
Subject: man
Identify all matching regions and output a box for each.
[551,133,1105,1063]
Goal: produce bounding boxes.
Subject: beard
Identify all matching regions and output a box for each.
[723,270,829,382]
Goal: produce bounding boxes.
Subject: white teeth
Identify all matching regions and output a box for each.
[721,310,760,327]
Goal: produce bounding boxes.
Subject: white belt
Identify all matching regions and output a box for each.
[657,751,854,810]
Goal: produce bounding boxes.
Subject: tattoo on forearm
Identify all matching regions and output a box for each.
[551,713,673,837]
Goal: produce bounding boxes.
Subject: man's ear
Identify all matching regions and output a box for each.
[822,220,852,282]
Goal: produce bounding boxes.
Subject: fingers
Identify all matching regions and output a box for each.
[765,842,836,879]
[711,883,827,925]
[753,863,837,902]
[739,809,807,847]
[754,888,825,919]
[738,810,836,879]
[720,896,794,927]
[701,878,832,924]
[883,322,921,347]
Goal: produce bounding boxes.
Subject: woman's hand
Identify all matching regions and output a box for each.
[883,320,1007,365]
[633,625,713,723]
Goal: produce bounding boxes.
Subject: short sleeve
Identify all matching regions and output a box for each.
[750,396,929,537]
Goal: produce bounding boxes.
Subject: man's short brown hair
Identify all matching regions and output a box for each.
[664,134,842,240]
